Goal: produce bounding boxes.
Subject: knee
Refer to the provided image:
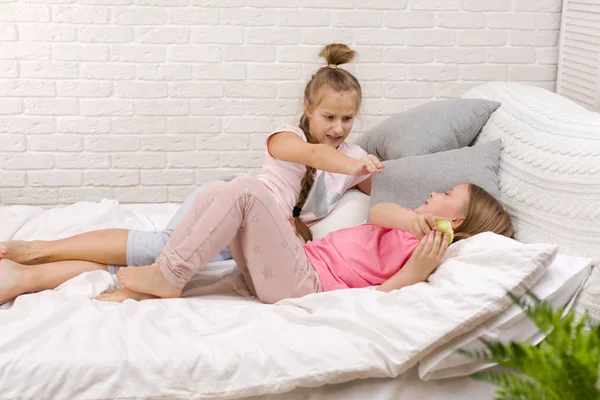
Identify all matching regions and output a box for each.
[231,174,256,187]
[199,175,265,206]
[199,180,227,195]
[231,175,264,197]
[191,180,228,204]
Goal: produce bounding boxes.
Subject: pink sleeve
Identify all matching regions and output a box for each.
[264,124,307,158]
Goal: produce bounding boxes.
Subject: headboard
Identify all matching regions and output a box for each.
[463,82,600,325]
[556,0,600,111]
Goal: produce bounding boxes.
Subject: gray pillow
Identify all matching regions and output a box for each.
[355,99,500,161]
[370,140,501,210]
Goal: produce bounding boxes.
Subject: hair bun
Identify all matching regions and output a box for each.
[319,43,357,67]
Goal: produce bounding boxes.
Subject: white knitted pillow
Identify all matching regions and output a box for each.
[463,82,600,324]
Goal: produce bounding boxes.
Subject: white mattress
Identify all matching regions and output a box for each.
[0,202,562,399]
[250,365,497,400]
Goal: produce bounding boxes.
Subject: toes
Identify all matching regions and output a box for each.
[116,268,128,283]
[118,276,132,289]
[117,271,136,291]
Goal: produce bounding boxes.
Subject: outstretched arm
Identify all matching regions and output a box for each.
[377,230,449,293]
[369,202,439,239]
[268,131,383,176]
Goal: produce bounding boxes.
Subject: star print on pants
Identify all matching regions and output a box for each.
[262,265,273,279]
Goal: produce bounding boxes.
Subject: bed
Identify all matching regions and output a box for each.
[0,199,590,400]
[1,82,598,399]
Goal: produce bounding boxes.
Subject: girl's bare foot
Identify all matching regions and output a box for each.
[0,259,32,305]
[117,265,182,299]
[95,288,157,303]
[0,240,43,265]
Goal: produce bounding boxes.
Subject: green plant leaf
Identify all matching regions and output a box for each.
[461,291,600,400]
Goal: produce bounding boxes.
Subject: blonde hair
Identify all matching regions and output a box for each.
[294,43,362,243]
[453,184,514,242]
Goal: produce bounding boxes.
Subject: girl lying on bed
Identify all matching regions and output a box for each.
[102,178,514,303]
[0,178,513,305]
[0,43,382,279]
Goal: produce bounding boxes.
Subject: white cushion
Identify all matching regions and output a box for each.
[463,82,600,324]
[309,189,370,239]
[418,253,592,380]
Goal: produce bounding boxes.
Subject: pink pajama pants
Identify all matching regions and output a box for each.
[155,175,322,304]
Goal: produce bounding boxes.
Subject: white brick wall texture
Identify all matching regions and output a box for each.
[0,0,562,205]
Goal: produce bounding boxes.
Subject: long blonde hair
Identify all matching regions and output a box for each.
[453,184,514,242]
[294,43,362,243]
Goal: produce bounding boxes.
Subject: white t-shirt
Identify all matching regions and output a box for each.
[255,124,369,223]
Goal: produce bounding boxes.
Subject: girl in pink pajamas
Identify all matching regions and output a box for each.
[111,179,514,303]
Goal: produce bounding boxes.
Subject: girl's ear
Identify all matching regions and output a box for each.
[451,216,465,229]
[304,99,313,119]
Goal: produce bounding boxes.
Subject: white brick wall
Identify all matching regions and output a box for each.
[0,0,561,205]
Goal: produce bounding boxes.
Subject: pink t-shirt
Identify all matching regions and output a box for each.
[255,124,369,223]
[304,224,420,291]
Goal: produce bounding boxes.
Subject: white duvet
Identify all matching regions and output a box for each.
[0,201,557,399]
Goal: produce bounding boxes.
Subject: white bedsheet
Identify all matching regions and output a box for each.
[0,201,556,399]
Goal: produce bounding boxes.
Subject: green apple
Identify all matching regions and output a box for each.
[436,219,454,243]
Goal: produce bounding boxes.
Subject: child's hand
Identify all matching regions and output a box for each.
[409,213,441,239]
[404,229,450,281]
[349,154,384,177]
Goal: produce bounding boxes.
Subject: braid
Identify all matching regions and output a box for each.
[293,114,318,243]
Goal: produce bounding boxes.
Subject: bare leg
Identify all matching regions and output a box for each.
[0,229,128,265]
[96,288,157,303]
[0,258,107,305]
[0,180,237,267]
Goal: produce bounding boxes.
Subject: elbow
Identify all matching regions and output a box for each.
[369,203,384,224]
[376,284,391,293]
[368,207,376,223]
